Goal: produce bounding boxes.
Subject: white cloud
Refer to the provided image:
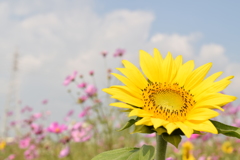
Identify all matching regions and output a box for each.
[0,0,239,121]
[223,63,240,98]
[20,55,43,74]
[148,33,202,58]
[198,44,228,66]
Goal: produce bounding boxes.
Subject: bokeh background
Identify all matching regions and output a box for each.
[1,0,240,122]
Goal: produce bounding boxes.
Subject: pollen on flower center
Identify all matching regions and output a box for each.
[142,82,195,122]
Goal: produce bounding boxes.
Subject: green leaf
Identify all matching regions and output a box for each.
[211,120,240,139]
[162,133,182,148]
[155,127,167,135]
[131,125,154,134]
[120,109,132,112]
[131,145,155,160]
[118,119,136,131]
[91,145,155,160]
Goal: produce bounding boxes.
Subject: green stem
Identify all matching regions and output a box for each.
[156,134,167,160]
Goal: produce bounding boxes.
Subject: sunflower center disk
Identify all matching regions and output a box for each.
[142,82,195,122]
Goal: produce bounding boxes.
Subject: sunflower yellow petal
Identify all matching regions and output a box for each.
[117,68,147,89]
[205,76,233,93]
[184,63,212,90]
[175,55,183,69]
[111,73,142,94]
[185,120,218,134]
[187,108,219,121]
[162,52,177,83]
[111,94,143,107]
[175,122,193,138]
[153,48,164,82]
[151,118,168,129]
[164,122,178,135]
[153,48,163,63]
[121,60,148,85]
[190,71,223,95]
[135,117,153,126]
[174,60,194,86]
[102,88,116,95]
[193,104,224,111]
[193,76,233,101]
[129,109,153,117]
[139,50,160,82]
[195,93,237,108]
[110,85,141,99]
[110,102,134,109]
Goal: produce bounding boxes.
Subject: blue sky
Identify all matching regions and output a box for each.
[0,0,239,124]
[96,1,240,61]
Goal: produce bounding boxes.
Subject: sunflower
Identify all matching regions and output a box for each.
[182,141,195,160]
[221,141,233,154]
[103,49,236,138]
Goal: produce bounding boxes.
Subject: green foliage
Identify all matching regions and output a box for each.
[211,120,240,139]
[162,133,182,148]
[155,127,167,135]
[132,125,154,134]
[118,119,136,131]
[92,145,155,160]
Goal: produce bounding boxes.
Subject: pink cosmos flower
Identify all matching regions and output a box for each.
[101,50,108,57]
[94,99,101,104]
[60,136,71,145]
[21,106,32,113]
[71,122,92,142]
[31,124,44,135]
[5,154,15,160]
[79,107,91,118]
[59,146,70,158]
[10,121,16,126]
[45,110,51,116]
[32,113,42,119]
[89,70,94,76]
[66,110,74,117]
[78,82,87,88]
[166,158,174,160]
[64,110,75,122]
[42,99,48,105]
[24,145,38,160]
[35,134,45,144]
[199,156,206,160]
[85,85,97,97]
[113,48,125,57]
[19,137,31,149]
[188,134,200,140]
[211,156,220,160]
[78,95,88,103]
[63,71,78,86]
[232,119,240,127]
[145,133,156,138]
[7,111,13,116]
[202,133,213,141]
[136,141,145,147]
[47,122,67,134]
[228,106,240,115]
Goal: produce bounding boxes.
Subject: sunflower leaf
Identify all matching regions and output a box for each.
[162,133,182,148]
[120,109,132,112]
[131,125,154,134]
[118,119,136,131]
[155,127,167,135]
[211,120,240,139]
[91,145,155,160]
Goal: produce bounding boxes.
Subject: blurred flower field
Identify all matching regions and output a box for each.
[1,49,240,160]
